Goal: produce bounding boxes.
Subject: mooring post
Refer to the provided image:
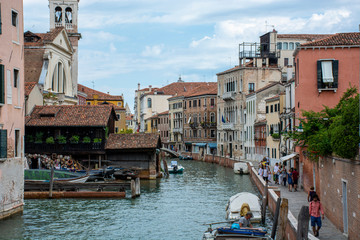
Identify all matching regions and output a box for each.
[135,177,140,197]
[163,159,169,176]
[131,179,136,198]
[261,182,268,224]
[49,153,56,199]
[271,197,282,239]
[277,198,289,240]
[296,206,310,240]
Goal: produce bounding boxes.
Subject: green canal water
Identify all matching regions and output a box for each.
[0,159,272,240]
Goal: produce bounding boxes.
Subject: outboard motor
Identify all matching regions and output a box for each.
[240,168,244,175]
[173,165,178,172]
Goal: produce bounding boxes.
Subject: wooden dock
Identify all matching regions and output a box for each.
[24,179,141,199]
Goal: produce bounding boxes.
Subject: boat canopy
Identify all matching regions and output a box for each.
[208,143,217,149]
[280,152,299,162]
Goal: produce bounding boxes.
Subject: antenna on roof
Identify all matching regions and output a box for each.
[178,75,184,82]
[92,80,95,89]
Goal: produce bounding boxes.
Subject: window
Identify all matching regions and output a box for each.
[87,102,91,105]
[295,42,300,47]
[55,6,62,23]
[117,102,122,106]
[248,83,255,93]
[210,98,215,107]
[115,127,118,133]
[0,64,4,104]
[0,129,7,158]
[211,130,215,138]
[13,69,19,88]
[284,58,288,67]
[210,112,215,123]
[289,42,294,50]
[270,105,273,113]
[6,69,12,104]
[116,114,120,120]
[11,10,19,42]
[277,42,282,50]
[275,104,277,112]
[189,100,191,108]
[12,10,18,27]
[317,60,338,90]
[266,106,268,114]
[198,99,201,107]
[147,98,152,108]
[15,129,20,157]
[283,42,288,50]
[193,100,197,107]
[184,101,186,109]
[65,7,72,23]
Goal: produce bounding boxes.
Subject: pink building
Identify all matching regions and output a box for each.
[294,32,360,238]
[0,0,25,219]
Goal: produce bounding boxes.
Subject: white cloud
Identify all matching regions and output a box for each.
[141,45,163,57]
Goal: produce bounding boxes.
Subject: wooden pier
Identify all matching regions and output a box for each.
[24,178,141,199]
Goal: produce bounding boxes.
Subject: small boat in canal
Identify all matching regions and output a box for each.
[233,162,249,174]
[113,169,139,180]
[225,192,261,223]
[203,222,269,240]
[167,160,184,174]
[179,155,193,160]
[24,169,89,183]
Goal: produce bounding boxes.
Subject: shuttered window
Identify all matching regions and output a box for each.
[7,69,12,104]
[0,129,7,158]
[317,60,339,90]
[0,64,4,104]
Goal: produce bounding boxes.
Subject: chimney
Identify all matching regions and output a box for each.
[149,85,152,91]
[286,66,293,81]
[138,83,140,90]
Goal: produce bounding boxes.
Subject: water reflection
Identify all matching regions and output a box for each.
[0,159,271,240]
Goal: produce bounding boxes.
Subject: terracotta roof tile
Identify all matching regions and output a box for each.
[183,82,217,97]
[277,34,333,41]
[301,32,360,47]
[25,82,37,96]
[105,133,161,149]
[145,81,210,96]
[24,27,65,47]
[26,105,115,127]
[78,84,123,101]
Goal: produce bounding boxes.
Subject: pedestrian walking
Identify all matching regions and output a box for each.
[309,194,325,237]
[292,168,299,191]
[273,163,280,184]
[281,168,287,186]
[258,165,264,177]
[308,186,317,202]
[287,168,293,191]
[263,165,269,182]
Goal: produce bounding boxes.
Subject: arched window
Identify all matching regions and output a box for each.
[295,42,300,47]
[283,42,288,50]
[51,62,66,93]
[289,42,294,50]
[210,112,215,123]
[65,7,72,23]
[55,7,62,23]
[277,42,282,50]
[147,98,152,108]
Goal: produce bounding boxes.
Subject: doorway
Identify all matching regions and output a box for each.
[342,180,348,235]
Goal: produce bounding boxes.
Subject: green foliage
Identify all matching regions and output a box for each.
[105,127,109,139]
[45,137,55,144]
[119,129,133,134]
[69,135,80,144]
[288,86,359,160]
[26,135,34,143]
[57,135,67,144]
[271,133,280,139]
[93,138,102,143]
[35,132,44,143]
[82,136,91,143]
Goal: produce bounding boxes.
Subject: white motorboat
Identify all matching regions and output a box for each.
[233,162,249,174]
[167,160,184,174]
[225,192,261,223]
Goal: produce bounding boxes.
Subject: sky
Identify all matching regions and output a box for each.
[23,0,360,111]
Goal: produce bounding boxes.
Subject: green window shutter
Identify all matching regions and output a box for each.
[0,64,4,104]
[332,60,339,88]
[317,60,322,89]
[0,129,7,158]
[0,4,2,34]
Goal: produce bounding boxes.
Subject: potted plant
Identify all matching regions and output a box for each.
[57,135,67,144]
[70,135,80,144]
[35,132,44,144]
[271,133,280,139]
[26,135,34,143]
[46,137,55,144]
[93,138,102,143]
[82,136,91,143]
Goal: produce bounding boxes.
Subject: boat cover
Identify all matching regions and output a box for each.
[217,227,266,236]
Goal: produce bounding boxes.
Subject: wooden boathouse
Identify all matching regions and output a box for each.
[105,133,162,179]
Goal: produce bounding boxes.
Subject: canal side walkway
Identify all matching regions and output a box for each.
[269,182,347,240]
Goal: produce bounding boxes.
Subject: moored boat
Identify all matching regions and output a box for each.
[203,222,269,240]
[225,192,261,223]
[167,160,184,173]
[179,155,193,160]
[233,162,249,174]
[24,169,89,183]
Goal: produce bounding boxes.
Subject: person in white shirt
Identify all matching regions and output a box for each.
[273,163,280,184]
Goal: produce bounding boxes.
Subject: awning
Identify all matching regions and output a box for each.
[195,143,207,147]
[208,143,217,149]
[280,152,299,162]
[185,142,192,145]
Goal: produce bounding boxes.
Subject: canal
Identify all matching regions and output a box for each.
[0,159,270,240]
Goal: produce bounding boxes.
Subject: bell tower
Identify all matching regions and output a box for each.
[49,0,81,95]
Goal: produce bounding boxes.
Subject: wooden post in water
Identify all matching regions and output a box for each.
[271,197,282,239]
[131,179,136,198]
[296,206,310,240]
[163,159,169,176]
[277,198,289,240]
[135,177,140,197]
[261,182,268,224]
[49,153,57,198]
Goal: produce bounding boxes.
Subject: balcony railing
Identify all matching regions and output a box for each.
[189,122,198,129]
[222,122,235,131]
[173,127,183,133]
[200,122,217,128]
[25,142,105,154]
[222,92,236,101]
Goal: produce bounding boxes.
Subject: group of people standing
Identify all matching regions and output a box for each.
[258,159,299,192]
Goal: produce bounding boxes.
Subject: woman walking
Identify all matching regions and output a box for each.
[287,168,293,191]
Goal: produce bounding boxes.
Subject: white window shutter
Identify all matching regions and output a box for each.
[321,61,334,82]
[7,70,12,104]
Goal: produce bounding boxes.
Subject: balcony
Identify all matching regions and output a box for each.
[222,92,236,101]
[173,127,183,133]
[222,122,235,131]
[189,122,198,129]
[25,142,105,154]
[201,122,217,128]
